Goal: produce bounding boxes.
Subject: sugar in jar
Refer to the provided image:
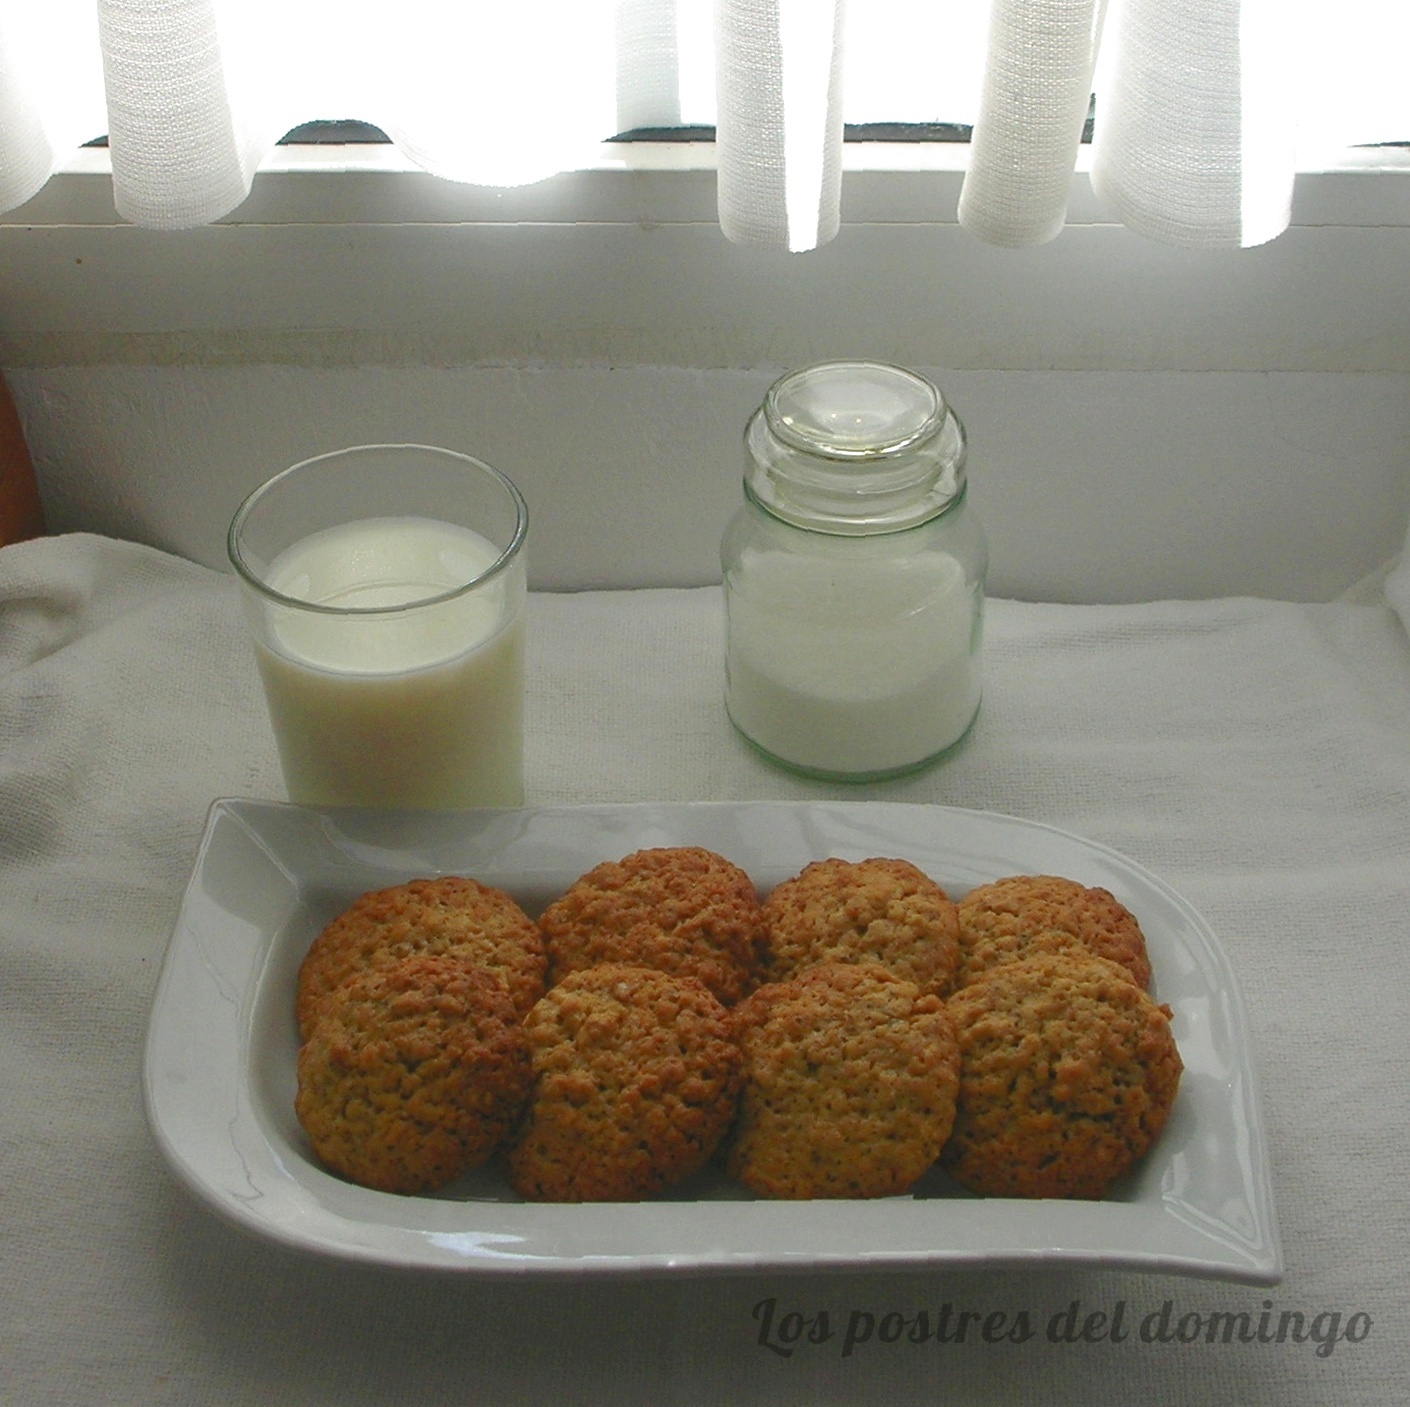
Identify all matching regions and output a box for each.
[721,360,986,780]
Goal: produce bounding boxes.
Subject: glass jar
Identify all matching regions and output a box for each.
[721,360,987,780]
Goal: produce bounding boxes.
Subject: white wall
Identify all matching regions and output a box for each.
[3,147,1408,602]
[7,363,1407,603]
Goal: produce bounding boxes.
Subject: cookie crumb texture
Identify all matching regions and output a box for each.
[506,964,743,1202]
[955,873,1151,990]
[539,846,764,1005]
[726,962,961,1199]
[295,875,547,1040]
[295,955,532,1196]
[941,953,1182,1199]
[760,857,960,996]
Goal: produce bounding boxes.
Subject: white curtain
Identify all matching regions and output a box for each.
[1,0,1408,249]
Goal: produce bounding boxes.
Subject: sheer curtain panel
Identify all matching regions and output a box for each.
[0,0,1408,249]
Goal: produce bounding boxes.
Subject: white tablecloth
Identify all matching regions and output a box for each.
[3,532,1409,1407]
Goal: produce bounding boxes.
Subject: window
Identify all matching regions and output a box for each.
[5,0,1409,248]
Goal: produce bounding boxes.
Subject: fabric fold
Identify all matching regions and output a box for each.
[715,0,844,252]
[1089,0,1295,248]
[1385,519,1410,642]
[958,0,1107,249]
[0,2,107,214]
[615,0,682,133]
[97,0,258,228]
[0,22,57,215]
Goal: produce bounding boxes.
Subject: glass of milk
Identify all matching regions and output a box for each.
[228,443,528,809]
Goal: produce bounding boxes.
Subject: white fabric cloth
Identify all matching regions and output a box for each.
[715,0,845,252]
[1086,0,1295,249]
[3,531,1410,1405]
[1,1,1409,248]
[958,0,1107,248]
[1384,521,1410,635]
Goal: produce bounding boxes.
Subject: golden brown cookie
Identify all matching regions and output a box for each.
[724,961,961,1199]
[759,856,960,996]
[538,846,764,1005]
[505,963,742,1202]
[294,954,532,1195]
[955,873,1152,990]
[941,952,1182,1199]
[295,876,546,1040]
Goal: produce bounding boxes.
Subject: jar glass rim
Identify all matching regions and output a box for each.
[763,360,947,462]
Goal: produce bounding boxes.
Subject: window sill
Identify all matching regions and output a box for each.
[24,137,1410,226]
[2,142,1409,374]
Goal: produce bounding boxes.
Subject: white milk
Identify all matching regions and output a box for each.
[253,517,524,808]
[724,546,981,776]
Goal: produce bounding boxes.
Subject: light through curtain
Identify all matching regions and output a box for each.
[0,0,1408,250]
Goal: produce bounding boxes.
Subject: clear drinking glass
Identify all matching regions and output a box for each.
[228,443,528,809]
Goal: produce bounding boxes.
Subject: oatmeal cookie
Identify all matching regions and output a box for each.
[295,876,546,1040]
[759,856,960,995]
[295,954,532,1195]
[941,952,1182,1199]
[538,846,764,1005]
[506,963,743,1201]
[955,873,1151,990]
[724,961,961,1199]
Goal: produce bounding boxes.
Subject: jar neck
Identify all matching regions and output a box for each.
[744,403,968,535]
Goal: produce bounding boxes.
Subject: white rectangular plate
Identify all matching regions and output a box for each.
[144,799,1281,1282]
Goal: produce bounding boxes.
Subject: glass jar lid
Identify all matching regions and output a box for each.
[765,360,947,460]
[745,361,967,534]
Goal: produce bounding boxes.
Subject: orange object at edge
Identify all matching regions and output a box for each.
[0,372,45,547]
